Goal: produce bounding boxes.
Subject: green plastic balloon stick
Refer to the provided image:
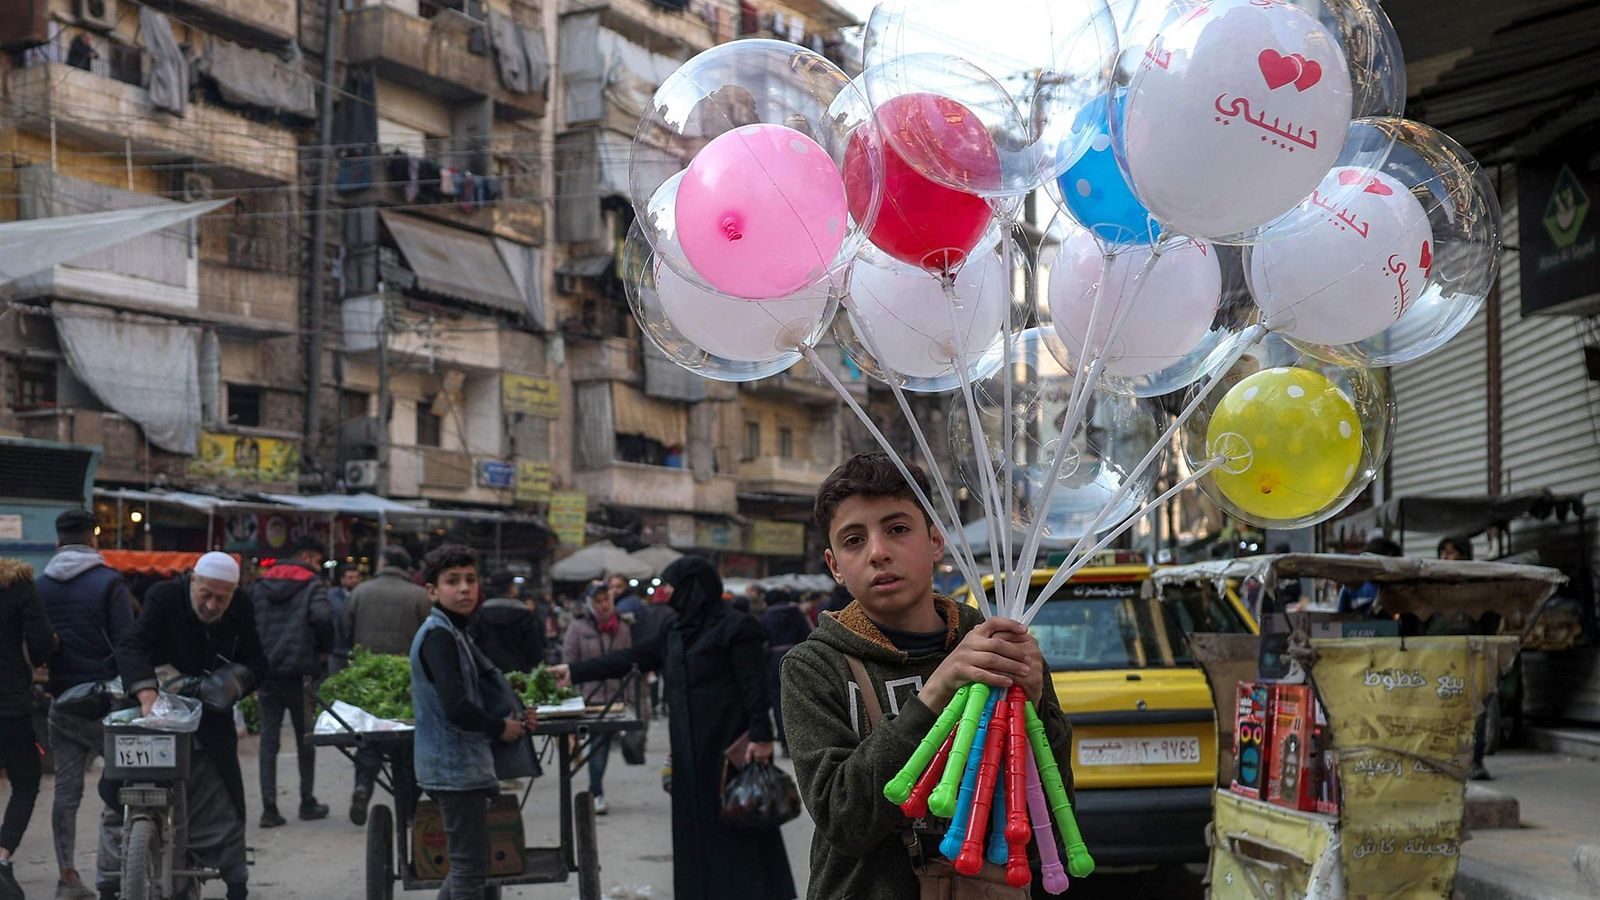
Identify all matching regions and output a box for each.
[928,683,991,818]
[885,683,972,805]
[1024,701,1094,878]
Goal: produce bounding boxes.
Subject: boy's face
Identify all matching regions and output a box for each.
[824,494,944,620]
[428,565,480,617]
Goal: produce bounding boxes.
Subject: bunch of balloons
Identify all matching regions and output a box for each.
[624,0,1503,889]
[886,684,1090,891]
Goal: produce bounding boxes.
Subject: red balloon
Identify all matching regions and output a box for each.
[844,93,996,275]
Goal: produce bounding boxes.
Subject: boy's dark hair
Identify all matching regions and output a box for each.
[1363,536,1403,557]
[55,508,97,545]
[814,453,933,538]
[1437,536,1474,560]
[423,544,479,585]
[290,534,325,558]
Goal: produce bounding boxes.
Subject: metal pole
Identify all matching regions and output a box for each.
[49,117,57,171]
[303,0,343,472]
[377,510,387,564]
[206,511,214,550]
[125,138,133,190]
[116,496,123,550]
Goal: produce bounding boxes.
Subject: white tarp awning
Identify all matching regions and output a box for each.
[53,302,201,455]
[550,540,655,582]
[629,544,682,576]
[0,200,230,285]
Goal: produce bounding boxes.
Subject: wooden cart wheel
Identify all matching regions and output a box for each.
[367,804,395,900]
[575,792,602,900]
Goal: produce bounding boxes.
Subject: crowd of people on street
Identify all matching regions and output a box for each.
[0,450,1075,900]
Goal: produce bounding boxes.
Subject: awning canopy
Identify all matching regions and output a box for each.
[550,540,654,581]
[611,383,687,447]
[1330,491,1587,542]
[380,210,525,315]
[0,200,231,286]
[629,544,682,576]
[1152,553,1568,621]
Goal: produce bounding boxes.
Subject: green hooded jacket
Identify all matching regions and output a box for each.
[781,596,1075,900]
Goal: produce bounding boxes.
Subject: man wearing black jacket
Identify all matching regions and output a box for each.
[469,570,545,674]
[0,558,55,900]
[108,552,266,900]
[250,536,334,827]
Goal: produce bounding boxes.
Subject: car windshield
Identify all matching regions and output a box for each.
[1024,580,1251,670]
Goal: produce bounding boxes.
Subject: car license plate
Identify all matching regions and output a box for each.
[1077,736,1201,766]
[114,735,176,769]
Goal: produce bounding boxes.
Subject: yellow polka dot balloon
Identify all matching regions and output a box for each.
[1205,367,1363,521]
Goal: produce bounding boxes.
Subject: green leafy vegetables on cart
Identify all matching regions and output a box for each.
[320,646,414,720]
[507,665,578,708]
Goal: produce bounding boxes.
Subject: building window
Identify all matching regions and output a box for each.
[745,421,761,460]
[340,390,371,421]
[226,384,262,427]
[778,426,794,459]
[11,359,56,411]
[416,396,443,447]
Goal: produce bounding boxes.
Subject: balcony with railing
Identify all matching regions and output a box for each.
[344,3,495,99]
[157,0,298,47]
[6,63,298,182]
[573,460,738,514]
[386,443,517,505]
[738,455,833,497]
[15,408,148,483]
[559,0,714,56]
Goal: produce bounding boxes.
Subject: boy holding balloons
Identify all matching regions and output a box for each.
[780,453,1076,898]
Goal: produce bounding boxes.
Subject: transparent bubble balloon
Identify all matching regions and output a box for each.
[1181,333,1394,529]
[949,328,1165,540]
[1112,0,1406,243]
[623,222,840,383]
[835,229,1028,393]
[1248,118,1500,367]
[863,0,1119,198]
[1037,211,1259,397]
[629,40,881,300]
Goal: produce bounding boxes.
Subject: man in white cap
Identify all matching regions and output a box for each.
[98,552,267,900]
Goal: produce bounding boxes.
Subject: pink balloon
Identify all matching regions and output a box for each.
[675,124,850,300]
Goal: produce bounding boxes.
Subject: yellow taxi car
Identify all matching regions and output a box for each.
[960,565,1257,867]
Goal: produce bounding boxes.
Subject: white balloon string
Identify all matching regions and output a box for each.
[1020,454,1228,628]
[799,344,991,617]
[1006,247,1152,617]
[1017,321,1268,625]
[999,234,1017,617]
[851,317,987,597]
[945,279,1006,617]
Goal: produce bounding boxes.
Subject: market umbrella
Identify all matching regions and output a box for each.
[549,540,653,582]
[630,544,683,576]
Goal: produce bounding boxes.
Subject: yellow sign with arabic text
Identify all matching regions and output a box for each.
[188,432,300,484]
[515,460,553,503]
[549,491,587,546]
[747,520,805,556]
[502,374,560,418]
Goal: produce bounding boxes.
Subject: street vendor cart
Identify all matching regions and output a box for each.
[1154,554,1567,899]
[311,703,642,900]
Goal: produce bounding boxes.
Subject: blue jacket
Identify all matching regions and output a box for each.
[410,608,499,791]
[36,546,134,695]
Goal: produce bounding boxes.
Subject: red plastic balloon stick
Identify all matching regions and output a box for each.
[957,690,1010,876]
[901,730,957,819]
[1004,686,1032,887]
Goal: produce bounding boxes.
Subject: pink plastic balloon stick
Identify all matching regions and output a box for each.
[1027,749,1069,894]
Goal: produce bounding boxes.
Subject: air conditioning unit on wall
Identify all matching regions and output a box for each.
[76,0,118,31]
[344,459,380,489]
[180,172,214,202]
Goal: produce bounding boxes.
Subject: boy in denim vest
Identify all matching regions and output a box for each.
[409,545,537,899]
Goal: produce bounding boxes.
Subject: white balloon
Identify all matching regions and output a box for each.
[1048,232,1222,377]
[655,259,834,363]
[1249,167,1434,346]
[845,250,1010,379]
[1121,0,1353,239]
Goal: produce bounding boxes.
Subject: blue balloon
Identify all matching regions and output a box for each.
[1056,92,1160,247]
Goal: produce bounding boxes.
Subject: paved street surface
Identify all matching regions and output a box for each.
[1458,748,1600,900]
[9,717,1204,899]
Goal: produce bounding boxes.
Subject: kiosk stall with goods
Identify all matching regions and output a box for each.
[1154,554,1567,899]
[311,690,643,900]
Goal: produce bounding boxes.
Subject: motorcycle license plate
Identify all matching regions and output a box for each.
[114,734,177,769]
[1077,735,1201,766]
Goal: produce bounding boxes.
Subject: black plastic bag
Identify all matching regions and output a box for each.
[718,761,802,830]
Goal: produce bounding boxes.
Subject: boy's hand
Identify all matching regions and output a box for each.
[994,626,1047,704]
[499,718,526,743]
[920,618,1036,710]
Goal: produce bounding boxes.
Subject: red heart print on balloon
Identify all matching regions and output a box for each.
[1258,50,1301,91]
[1337,170,1363,186]
[1289,53,1323,91]
[1363,179,1393,196]
[1419,241,1433,275]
